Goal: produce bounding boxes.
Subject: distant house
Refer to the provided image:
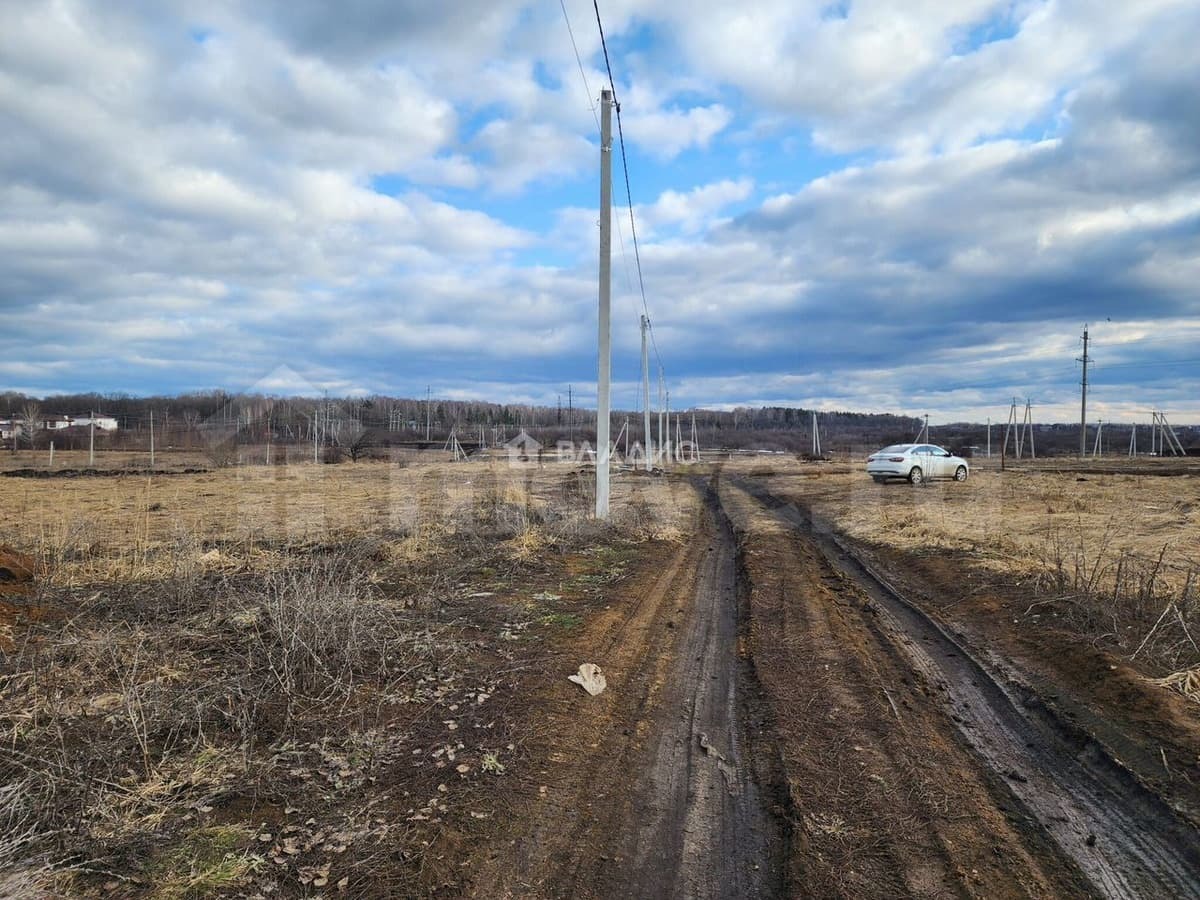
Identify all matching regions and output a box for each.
[0,419,17,441]
[72,413,119,431]
[41,415,72,430]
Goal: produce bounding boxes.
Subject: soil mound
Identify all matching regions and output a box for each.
[0,546,35,584]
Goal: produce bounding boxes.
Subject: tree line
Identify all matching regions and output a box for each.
[2,390,935,456]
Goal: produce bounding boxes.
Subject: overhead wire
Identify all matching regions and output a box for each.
[559,0,646,409]
[591,0,664,373]
[561,7,1194,413]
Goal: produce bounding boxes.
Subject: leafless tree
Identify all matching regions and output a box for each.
[19,402,40,448]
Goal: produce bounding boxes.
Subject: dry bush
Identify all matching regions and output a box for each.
[248,551,378,703]
[1033,521,1200,670]
[0,461,692,894]
[0,544,455,889]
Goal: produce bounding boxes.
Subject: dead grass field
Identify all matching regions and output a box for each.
[0,459,695,897]
[732,456,1200,677]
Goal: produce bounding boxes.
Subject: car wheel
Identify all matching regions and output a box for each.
[908,466,923,484]
[954,466,968,482]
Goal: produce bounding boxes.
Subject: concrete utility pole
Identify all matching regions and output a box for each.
[1024,399,1036,459]
[1078,325,1090,458]
[641,315,652,471]
[986,417,991,458]
[425,386,431,442]
[88,410,95,466]
[664,390,670,465]
[595,88,613,519]
[657,366,665,466]
[149,409,155,468]
[811,410,821,457]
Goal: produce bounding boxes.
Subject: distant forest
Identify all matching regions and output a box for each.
[3,390,1195,457]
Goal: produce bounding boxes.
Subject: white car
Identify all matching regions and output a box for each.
[866,443,969,484]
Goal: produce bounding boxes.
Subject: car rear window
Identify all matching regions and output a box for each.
[879,445,912,453]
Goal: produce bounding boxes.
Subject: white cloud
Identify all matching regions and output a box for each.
[473,119,593,193]
[625,104,732,161]
[0,0,1197,419]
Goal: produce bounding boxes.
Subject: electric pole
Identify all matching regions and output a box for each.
[595,88,613,519]
[1024,399,1035,459]
[149,409,154,468]
[657,366,665,466]
[641,315,652,471]
[425,385,431,442]
[664,390,670,465]
[1078,325,1090,458]
[88,410,95,466]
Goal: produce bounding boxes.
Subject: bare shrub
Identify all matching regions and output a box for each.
[1033,521,1200,671]
[203,440,238,468]
[465,480,544,540]
[247,551,378,704]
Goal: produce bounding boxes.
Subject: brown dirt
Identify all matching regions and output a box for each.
[460,470,1200,898]
[720,478,1089,899]
[851,543,1200,827]
[749,464,1200,832]
[433,467,1200,899]
[730,474,1200,898]
[462,478,789,898]
[0,545,36,585]
[8,459,1200,897]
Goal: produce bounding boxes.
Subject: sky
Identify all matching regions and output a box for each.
[1,0,1198,424]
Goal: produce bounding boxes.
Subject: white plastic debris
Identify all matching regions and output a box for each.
[568,663,607,696]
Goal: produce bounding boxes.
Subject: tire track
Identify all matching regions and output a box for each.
[732,477,1200,899]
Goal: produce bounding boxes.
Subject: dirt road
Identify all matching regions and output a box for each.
[468,474,1200,898]
[468,481,787,898]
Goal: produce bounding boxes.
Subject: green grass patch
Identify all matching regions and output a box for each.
[146,825,261,899]
[538,612,582,630]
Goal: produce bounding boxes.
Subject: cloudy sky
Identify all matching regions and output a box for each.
[2,1,1198,423]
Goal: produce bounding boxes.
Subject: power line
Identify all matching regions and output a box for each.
[558,0,644,408]
[591,0,663,372]
[558,0,600,133]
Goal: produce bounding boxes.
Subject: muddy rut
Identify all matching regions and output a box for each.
[467,481,787,898]
[730,475,1200,899]
[612,487,786,898]
[469,476,1200,898]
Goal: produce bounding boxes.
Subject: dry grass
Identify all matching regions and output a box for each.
[1,460,692,584]
[0,458,693,896]
[729,457,1200,672]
